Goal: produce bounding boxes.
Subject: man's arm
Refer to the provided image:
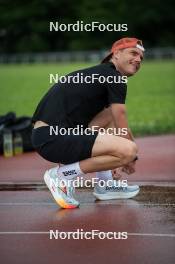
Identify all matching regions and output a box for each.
[110,103,137,175]
[128,128,135,141]
[110,103,134,141]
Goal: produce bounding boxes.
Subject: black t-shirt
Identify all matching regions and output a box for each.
[32,62,127,128]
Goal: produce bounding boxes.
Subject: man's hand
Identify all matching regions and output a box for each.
[121,161,136,175]
[112,168,123,179]
[112,161,136,178]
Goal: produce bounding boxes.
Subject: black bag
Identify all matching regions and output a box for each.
[0,112,34,154]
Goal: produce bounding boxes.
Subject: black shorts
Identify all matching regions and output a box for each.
[31,126,98,164]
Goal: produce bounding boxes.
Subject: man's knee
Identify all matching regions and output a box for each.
[111,140,138,164]
[123,142,138,164]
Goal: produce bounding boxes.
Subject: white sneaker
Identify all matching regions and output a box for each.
[44,169,79,209]
[93,180,140,200]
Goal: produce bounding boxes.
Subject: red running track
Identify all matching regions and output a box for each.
[0,135,175,264]
[0,134,175,183]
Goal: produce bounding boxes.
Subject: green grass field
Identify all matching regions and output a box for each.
[0,60,175,136]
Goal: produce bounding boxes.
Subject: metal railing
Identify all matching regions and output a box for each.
[0,48,175,64]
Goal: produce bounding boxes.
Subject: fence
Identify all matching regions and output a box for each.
[0,48,175,64]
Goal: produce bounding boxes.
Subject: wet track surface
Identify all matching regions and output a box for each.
[0,135,175,264]
[0,189,175,264]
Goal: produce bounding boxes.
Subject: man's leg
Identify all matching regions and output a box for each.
[59,107,124,174]
[77,128,138,201]
[79,133,137,173]
[87,107,119,179]
[86,108,139,200]
[44,132,137,208]
[45,108,138,207]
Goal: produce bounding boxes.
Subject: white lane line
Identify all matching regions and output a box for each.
[0,232,174,238]
[128,233,175,237]
[0,232,49,234]
[0,202,174,206]
[0,203,55,205]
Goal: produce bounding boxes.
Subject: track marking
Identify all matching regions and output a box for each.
[128,233,175,237]
[0,202,174,206]
[0,202,55,206]
[0,232,174,238]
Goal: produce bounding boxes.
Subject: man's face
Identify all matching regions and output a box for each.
[114,47,144,76]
